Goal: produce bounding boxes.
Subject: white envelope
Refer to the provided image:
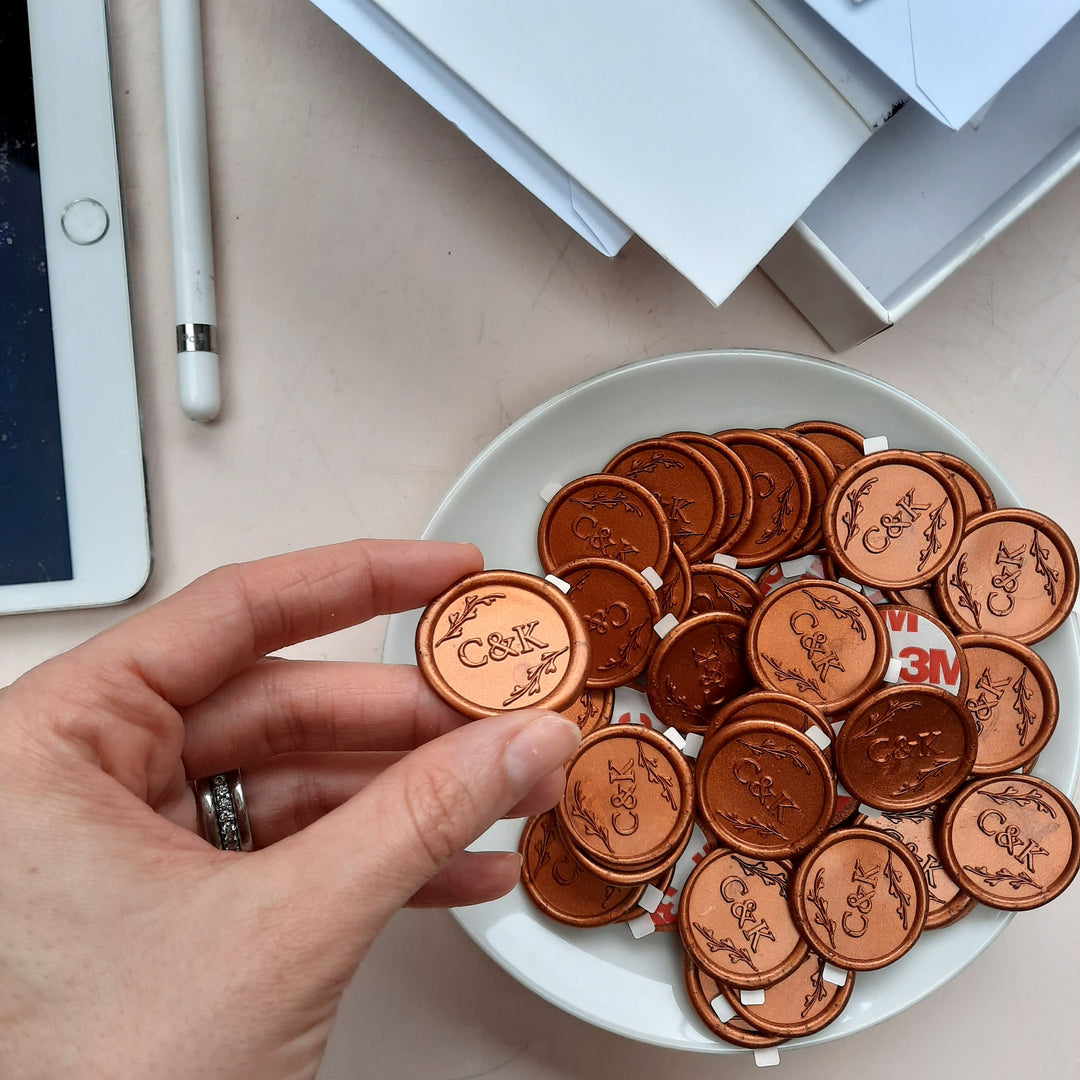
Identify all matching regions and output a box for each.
[800,0,1080,130]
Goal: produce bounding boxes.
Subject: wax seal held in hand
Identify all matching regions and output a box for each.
[415,570,591,719]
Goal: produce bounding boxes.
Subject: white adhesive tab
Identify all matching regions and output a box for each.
[857,803,878,818]
[837,780,852,799]
[682,732,705,759]
[837,576,864,593]
[544,574,571,595]
[642,565,664,590]
[740,988,766,1006]
[863,435,889,455]
[754,1048,781,1068]
[884,656,904,684]
[662,726,687,752]
[780,555,814,577]
[654,613,679,639]
[711,552,739,568]
[822,962,849,987]
[831,720,845,735]
[806,726,832,751]
[628,914,655,939]
[710,995,737,1023]
[540,481,563,503]
[639,884,666,914]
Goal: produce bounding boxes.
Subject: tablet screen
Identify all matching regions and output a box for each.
[0,4,73,586]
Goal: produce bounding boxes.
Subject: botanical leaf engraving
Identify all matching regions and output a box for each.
[757,480,795,545]
[841,477,877,548]
[637,741,678,812]
[569,490,644,517]
[961,865,1039,891]
[761,654,825,700]
[807,590,867,639]
[802,959,830,1018]
[434,593,505,647]
[735,737,811,775]
[569,780,613,853]
[656,576,679,612]
[855,699,920,740]
[707,577,754,616]
[1012,667,1037,746]
[531,814,557,873]
[949,553,982,628]
[1030,529,1060,604]
[715,810,786,841]
[981,784,1057,818]
[662,494,701,548]
[806,868,836,947]
[663,675,707,725]
[502,647,569,707]
[894,758,953,798]
[691,923,758,970]
[732,855,789,898]
[625,451,684,479]
[564,571,590,599]
[883,851,911,930]
[596,619,649,674]
[917,499,949,571]
[576,691,600,728]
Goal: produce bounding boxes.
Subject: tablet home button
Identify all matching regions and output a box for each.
[61,198,109,245]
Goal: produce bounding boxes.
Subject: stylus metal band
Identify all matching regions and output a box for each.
[176,323,218,353]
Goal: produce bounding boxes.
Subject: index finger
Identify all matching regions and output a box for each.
[89,539,482,706]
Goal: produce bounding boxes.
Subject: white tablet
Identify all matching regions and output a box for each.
[1,0,150,614]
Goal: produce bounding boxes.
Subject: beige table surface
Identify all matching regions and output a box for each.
[5,1,1080,1076]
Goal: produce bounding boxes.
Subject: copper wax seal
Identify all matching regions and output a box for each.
[855,806,976,930]
[745,580,889,714]
[765,428,837,558]
[695,719,835,859]
[687,562,762,619]
[791,827,929,970]
[667,430,754,551]
[706,690,832,748]
[787,420,865,474]
[879,603,969,699]
[935,508,1079,644]
[555,816,691,886]
[834,685,977,812]
[646,612,750,733]
[557,726,694,869]
[519,812,646,927]
[604,439,726,562]
[416,570,591,719]
[938,776,1080,911]
[655,544,692,621]
[679,849,807,988]
[923,451,996,517]
[719,951,855,1038]
[957,633,1058,775]
[712,429,813,566]
[824,450,966,589]
[561,687,615,736]
[537,473,671,577]
[682,957,785,1048]
[559,558,661,687]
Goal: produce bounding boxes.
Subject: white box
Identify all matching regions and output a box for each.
[760,14,1080,352]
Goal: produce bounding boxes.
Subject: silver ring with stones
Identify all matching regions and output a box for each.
[194,769,253,851]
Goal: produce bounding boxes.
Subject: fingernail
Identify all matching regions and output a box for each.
[504,713,581,797]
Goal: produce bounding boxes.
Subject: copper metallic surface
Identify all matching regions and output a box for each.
[561,687,615,736]
[823,451,966,589]
[835,685,978,812]
[667,430,754,550]
[557,726,695,869]
[416,570,591,719]
[938,775,1080,911]
[679,849,807,989]
[767,428,837,557]
[830,792,860,830]
[604,439,726,562]
[958,633,1059,776]
[787,420,865,474]
[695,719,835,859]
[655,543,692,621]
[647,822,716,932]
[646,612,750,733]
[706,690,833,748]
[745,581,889,714]
[855,806,976,930]
[518,812,646,927]
[682,958,786,1048]
[721,951,855,1038]
[712,429,813,566]
[558,815,692,886]
[791,827,928,970]
[881,585,943,618]
[880,604,969,699]
[935,509,1079,645]
[687,563,762,619]
[757,552,830,598]
[559,558,662,688]
[537,473,671,577]
[923,452,997,517]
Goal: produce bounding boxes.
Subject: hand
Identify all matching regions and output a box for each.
[0,540,581,1079]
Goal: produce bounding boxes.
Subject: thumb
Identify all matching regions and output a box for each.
[255,708,580,937]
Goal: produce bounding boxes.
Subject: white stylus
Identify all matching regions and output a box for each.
[159,0,220,422]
